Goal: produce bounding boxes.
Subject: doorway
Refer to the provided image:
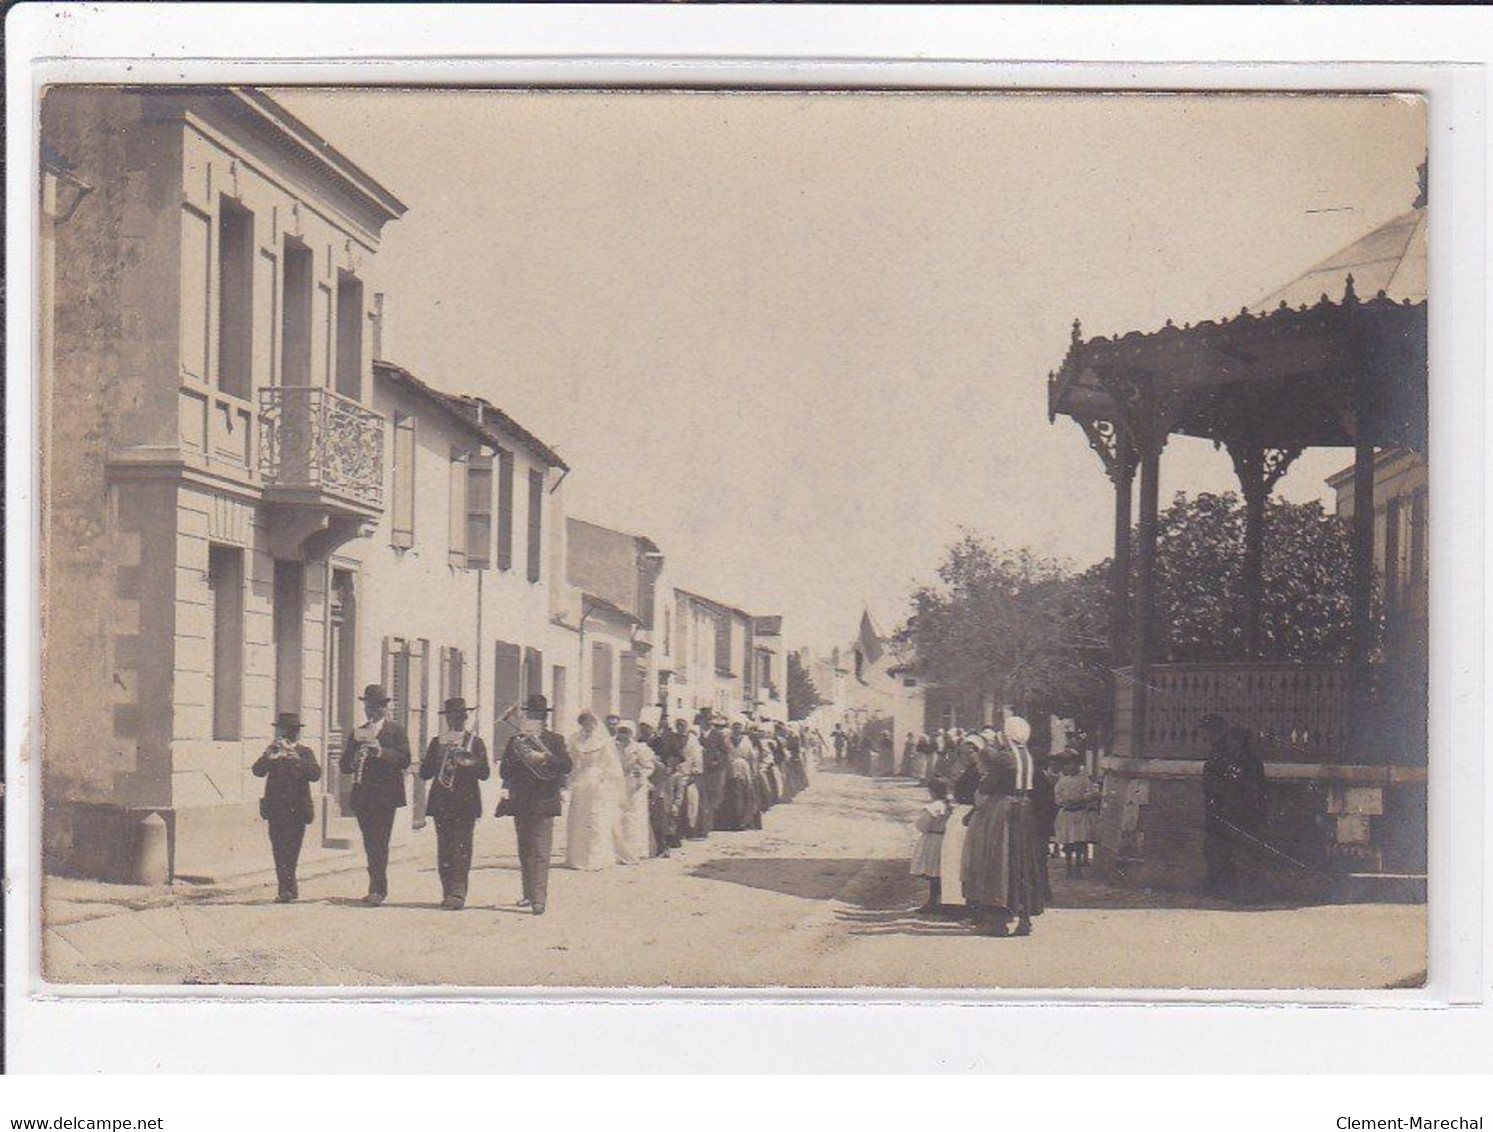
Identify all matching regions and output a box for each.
[323,568,358,845]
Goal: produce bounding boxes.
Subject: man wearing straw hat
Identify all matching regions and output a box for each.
[339,683,412,906]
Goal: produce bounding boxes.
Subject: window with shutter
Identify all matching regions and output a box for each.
[523,646,544,703]
[448,448,468,567]
[494,640,523,751]
[391,413,416,549]
[496,448,515,571]
[527,469,545,582]
[714,615,732,675]
[382,636,410,728]
[466,453,493,570]
[494,640,523,715]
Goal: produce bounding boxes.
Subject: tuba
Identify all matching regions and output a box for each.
[513,730,559,781]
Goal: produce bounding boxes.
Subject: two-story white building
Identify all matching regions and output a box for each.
[335,358,571,845]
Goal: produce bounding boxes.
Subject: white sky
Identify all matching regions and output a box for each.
[273,89,1426,652]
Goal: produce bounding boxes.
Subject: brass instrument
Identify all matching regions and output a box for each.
[269,737,298,761]
[437,729,475,791]
[349,722,382,786]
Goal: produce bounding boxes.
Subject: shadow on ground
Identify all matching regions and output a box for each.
[688,856,917,911]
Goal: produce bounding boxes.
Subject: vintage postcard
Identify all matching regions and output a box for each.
[37,85,1428,991]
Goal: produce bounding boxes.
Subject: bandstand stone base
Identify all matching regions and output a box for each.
[1096,757,1427,901]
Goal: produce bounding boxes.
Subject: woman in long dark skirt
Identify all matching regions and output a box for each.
[962,736,1046,937]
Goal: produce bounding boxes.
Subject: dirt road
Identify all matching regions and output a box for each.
[43,769,1425,990]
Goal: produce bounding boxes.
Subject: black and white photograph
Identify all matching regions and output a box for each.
[31,82,1433,993]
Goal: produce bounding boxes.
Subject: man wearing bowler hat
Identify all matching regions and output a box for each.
[497,693,572,915]
[252,712,322,903]
[339,683,412,905]
[419,697,489,910]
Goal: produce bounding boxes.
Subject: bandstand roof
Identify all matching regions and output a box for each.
[1049,201,1427,453]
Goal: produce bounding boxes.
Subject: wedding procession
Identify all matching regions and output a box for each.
[263,683,818,915]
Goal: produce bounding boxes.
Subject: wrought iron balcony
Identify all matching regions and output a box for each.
[258,386,385,516]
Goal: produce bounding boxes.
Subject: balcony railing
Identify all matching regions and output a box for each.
[1114,661,1348,762]
[259,386,385,513]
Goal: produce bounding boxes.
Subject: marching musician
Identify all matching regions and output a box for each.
[419,697,490,911]
[252,712,322,903]
[338,683,412,906]
[497,694,572,916]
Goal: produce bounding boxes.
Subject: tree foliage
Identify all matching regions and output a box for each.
[899,493,1371,738]
[786,651,827,721]
[899,534,1109,725]
[1103,491,1373,663]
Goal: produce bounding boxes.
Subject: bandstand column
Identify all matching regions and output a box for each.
[1110,443,1136,669]
[1078,417,1137,669]
[1131,441,1162,760]
[1227,440,1303,657]
[1348,428,1377,719]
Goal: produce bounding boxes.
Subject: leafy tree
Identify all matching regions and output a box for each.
[1098,491,1375,663]
[899,534,1110,728]
[786,651,827,721]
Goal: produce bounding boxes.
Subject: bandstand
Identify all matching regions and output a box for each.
[1047,178,1428,894]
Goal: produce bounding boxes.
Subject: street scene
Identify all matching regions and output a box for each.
[43,766,1423,989]
[37,86,1428,991]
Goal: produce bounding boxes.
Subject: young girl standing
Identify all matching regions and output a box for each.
[911,779,954,914]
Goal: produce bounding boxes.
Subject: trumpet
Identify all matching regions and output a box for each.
[267,737,298,760]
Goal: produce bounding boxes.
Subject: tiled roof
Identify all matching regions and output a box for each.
[373,359,568,470]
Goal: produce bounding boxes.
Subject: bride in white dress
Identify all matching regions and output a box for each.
[566,711,624,871]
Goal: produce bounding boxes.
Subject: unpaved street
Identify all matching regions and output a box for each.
[44,770,1425,990]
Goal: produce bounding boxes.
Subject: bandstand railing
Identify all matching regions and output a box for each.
[1114,661,1348,762]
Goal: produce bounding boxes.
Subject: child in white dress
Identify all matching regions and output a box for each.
[911,779,953,914]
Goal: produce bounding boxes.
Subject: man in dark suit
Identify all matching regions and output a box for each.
[339,683,412,906]
[252,712,322,903]
[498,694,572,915]
[419,697,490,910]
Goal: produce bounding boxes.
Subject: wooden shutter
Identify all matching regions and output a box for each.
[448,448,468,567]
[496,448,515,571]
[527,468,544,582]
[591,641,613,717]
[551,665,568,732]
[391,413,415,549]
[466,453,493,570]
[714,614,731,675]
[523,647,544,704]
[409,639,430,750]
[619,652,643,725]
[493,640,524,752]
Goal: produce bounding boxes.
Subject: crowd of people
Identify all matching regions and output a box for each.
[901,720,1102,938]
[252,683,818,915]
[563,708,814,872]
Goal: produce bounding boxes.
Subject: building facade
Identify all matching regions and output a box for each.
[343,360,570,843]
[42,88,406,881]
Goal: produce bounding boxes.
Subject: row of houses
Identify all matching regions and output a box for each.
[40,86,784,883]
